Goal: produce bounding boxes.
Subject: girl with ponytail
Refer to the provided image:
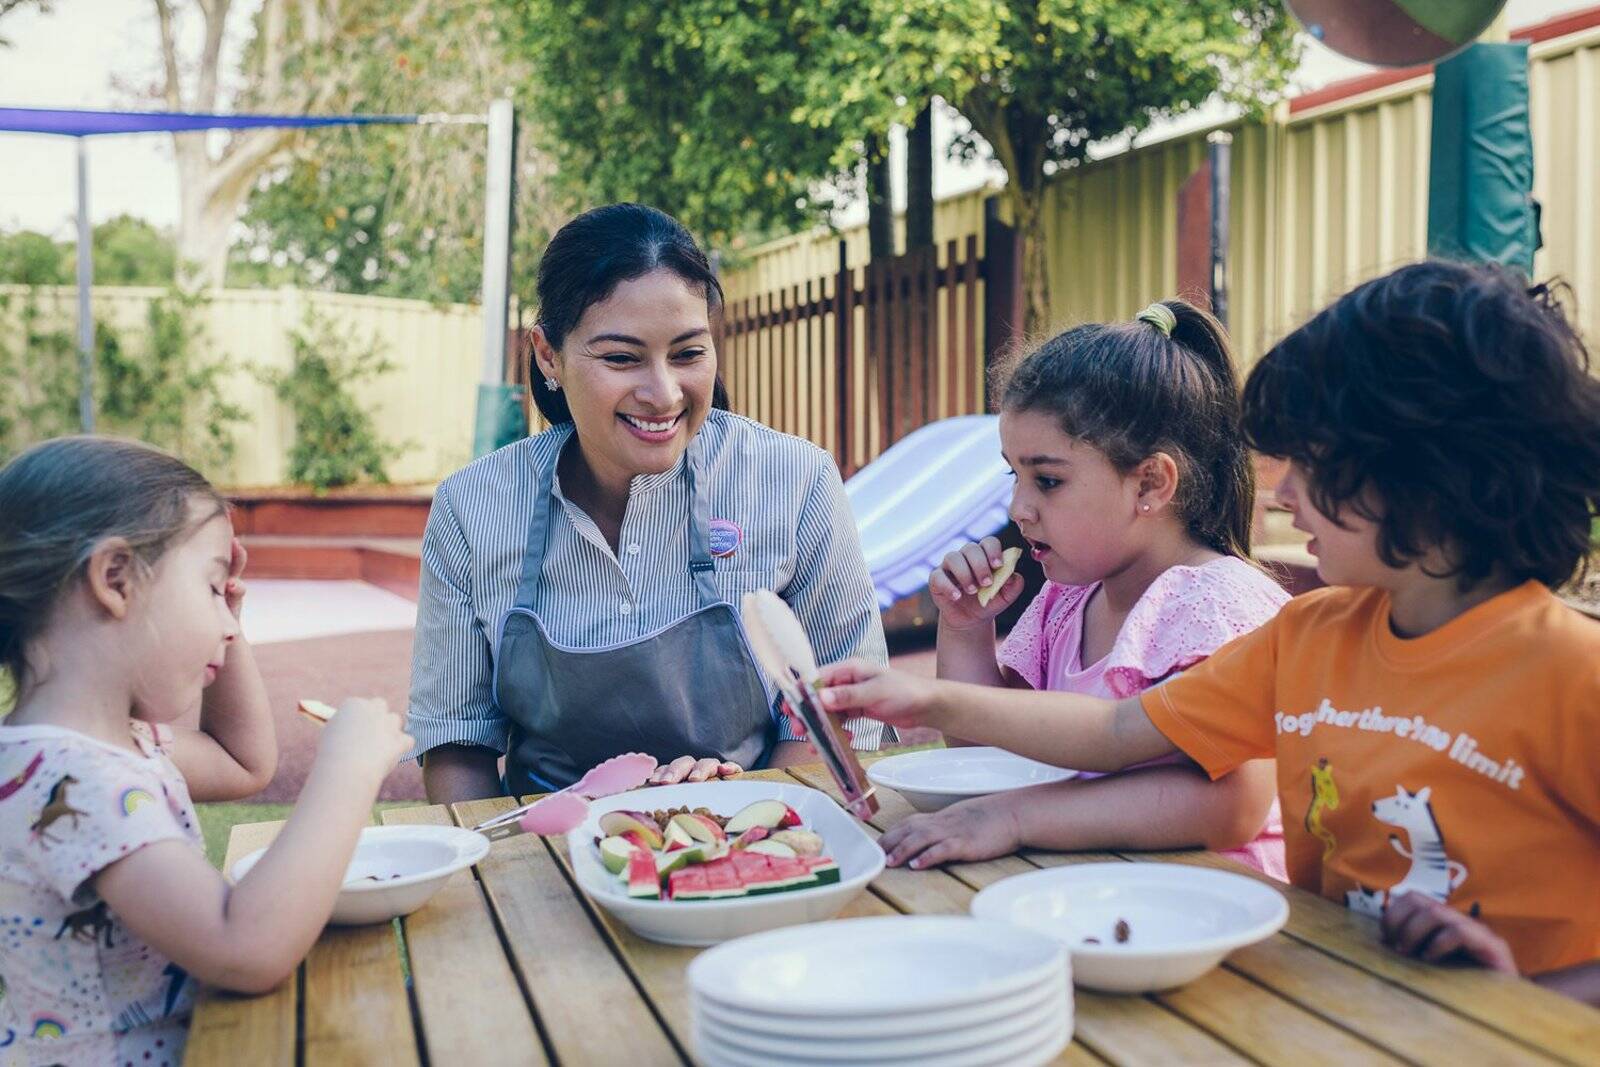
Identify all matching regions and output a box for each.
[869,299,1290,876]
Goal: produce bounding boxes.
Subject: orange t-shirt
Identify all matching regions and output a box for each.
[1141,581,1600,975]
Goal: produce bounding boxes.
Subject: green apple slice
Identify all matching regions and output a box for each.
[598,835,639,875]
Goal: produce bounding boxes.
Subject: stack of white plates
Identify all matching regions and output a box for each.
[686,916,1072,1067]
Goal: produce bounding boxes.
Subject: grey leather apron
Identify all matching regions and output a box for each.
[493,436,775,793]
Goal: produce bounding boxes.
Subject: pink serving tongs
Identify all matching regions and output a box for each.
[471,751,658,841]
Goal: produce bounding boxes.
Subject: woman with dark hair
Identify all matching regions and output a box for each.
[408,204,888,802]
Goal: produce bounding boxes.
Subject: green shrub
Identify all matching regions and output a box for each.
[260,313,409,490]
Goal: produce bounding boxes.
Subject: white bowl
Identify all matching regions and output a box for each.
[693,973,1068,1060]
[693,967,1065,1039]
[687,915,1067,1016]
[567,781,884,947]
[970,862,1289,993]
[866,747,1077,811]
[231,824,489,927]
[695,1014,1071,1067]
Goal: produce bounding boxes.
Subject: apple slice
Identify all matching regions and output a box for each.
[768,829,823,857]
[656,844,705,878]
[975,547,1023,607]
[746,839,798,859]
[724,799,802,834]
[296,699,338,724]
[731,826,770,849]
[599,835,639,876]
[679,812,727,844]
[663,819,696,851]
[598,811,664,850]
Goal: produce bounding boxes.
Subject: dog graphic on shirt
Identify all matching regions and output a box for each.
[1344,785,1469,918]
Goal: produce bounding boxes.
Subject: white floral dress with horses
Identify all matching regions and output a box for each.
[0,721,201,1067]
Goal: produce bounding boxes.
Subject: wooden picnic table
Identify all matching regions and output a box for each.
[185,759,1600,1066]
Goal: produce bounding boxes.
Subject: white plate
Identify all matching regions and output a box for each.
[866,747,1077,811]
[567,781,884,946]
[971,862,1289,993]
[687,915,1066,1016]
[692,967,1066,1039]
[231,824,489,926]
[693,973,1069,1060]
[696,1014,1071,1067]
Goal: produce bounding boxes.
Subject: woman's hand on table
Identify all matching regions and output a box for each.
[1381,892,1518,973]
[878,794,1022,870]
[648,755,743,785]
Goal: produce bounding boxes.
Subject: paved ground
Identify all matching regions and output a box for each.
[236,580,941,803]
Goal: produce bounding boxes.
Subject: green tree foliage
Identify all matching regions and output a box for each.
[92,216,178,286]
[229,0,560,305]
[258,313,408,490]
[506,1,1299,327]
[869,0,1303,328]
[0,231,69,285]
[0,218,177,287]
[504,0,894,251]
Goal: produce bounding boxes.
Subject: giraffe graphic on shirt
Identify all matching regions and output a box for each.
[1305,757,1340,861]
[1345,784,1469,918]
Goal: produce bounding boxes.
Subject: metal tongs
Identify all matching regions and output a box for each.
[741,589,878,820]
[470,752,658,842]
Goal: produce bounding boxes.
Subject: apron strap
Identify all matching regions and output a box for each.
[513,428,568,610]
[683,438,722,607]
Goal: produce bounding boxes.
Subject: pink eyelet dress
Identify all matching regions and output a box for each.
[997,556,1290,879]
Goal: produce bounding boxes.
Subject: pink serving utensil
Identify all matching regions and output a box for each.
[472,752,658,841]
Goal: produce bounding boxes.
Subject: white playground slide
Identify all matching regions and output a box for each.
[845,415,1014,609]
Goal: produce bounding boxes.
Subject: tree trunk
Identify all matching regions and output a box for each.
[865,132,893,260]
[156,0,323,291]
[1007,183,1050,335]
[957,91,1050,332]
[906,103,934,251]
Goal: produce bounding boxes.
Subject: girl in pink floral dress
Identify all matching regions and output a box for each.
[879,300,1288,878]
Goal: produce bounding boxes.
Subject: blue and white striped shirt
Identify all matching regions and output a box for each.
[406,409,890,762]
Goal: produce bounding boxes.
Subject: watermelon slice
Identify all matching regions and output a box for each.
[727,850,786,895]
[626,849,660,899]
[698,856,748,900]
[668,866,711,901]
[800,856,841,886]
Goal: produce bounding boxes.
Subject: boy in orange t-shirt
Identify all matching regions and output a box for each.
[816,262,1600,1003]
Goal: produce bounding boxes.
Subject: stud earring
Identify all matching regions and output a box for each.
[544,378,560,392]
[1140,503,1151,513]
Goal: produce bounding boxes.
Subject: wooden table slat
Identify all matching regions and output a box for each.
[454,797,687,1066]
[1058,847,1600,1063]
[381,804,548,1065]
[1069,992,1253,1066]
[1157,966,1405,1065]
[1221,934,1564,1066]
[183,822,296,1067]
[300,812,421,1067]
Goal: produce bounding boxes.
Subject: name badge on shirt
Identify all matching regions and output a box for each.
[709,518,743,558]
